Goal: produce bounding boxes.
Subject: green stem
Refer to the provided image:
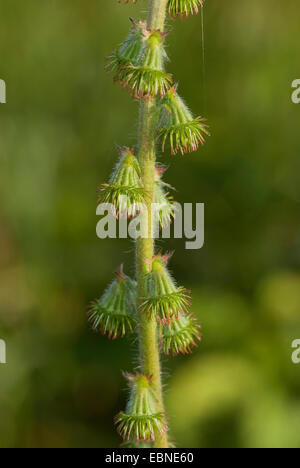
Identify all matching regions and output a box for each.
[137,0,169,449]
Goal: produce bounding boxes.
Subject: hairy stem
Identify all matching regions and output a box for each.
[137,0,169,449]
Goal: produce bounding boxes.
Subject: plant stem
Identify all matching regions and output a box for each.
[148,0,169,30]
[137,0,169,449]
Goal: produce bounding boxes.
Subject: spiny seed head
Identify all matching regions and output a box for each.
[139,253,191,324]
[168,0,204,19]
[119,29,173,100]
[99,147,147,218]
[161,311,202,356]
[106,18,145,79]
[153,165,176,228]
[87,265,137,339]
[115,373,166,443]
[109,147,142,183]
[158,85,210,155]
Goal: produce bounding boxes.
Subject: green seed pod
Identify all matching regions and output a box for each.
[119,29,173,100]
[158,85,210,155]
[140,253,191,324]
[106,18,145,80]
[88,266,137,339]
[161,311,201,355]
[99,147,147,218]
[115,373,166,443]
[168,0,204,19]
[153,165,176,228]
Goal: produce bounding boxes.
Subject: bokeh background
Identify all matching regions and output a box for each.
[1,0,300,448]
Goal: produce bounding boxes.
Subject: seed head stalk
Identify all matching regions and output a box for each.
[92,0,208,449]
[137,0,169,449]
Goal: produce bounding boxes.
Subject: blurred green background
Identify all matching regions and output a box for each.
[1,0,300,448]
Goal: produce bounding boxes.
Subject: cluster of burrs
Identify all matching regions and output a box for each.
[141,253,201,355]
[88,0,206,446]
[88,254,201,445]
[106,11,209,156]
[88,254,201,352]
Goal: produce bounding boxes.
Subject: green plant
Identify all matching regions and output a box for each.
[90,0,208,448]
